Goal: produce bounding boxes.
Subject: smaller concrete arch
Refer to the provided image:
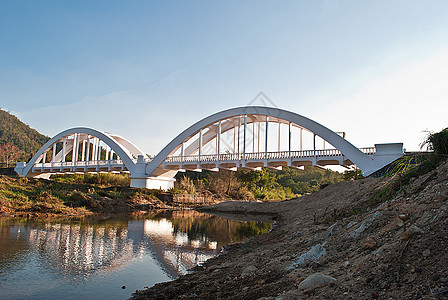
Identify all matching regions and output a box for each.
[15,127,141,177]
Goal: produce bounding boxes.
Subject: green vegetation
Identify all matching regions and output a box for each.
[320,127,448,224]
[52,173,131,187]
[0,174,164,216]
[168,213,271,248]
[343,166,363,181]
[422,127,448,156]
[0,175,86,215]
[0,109,49,164]
[173,166,344,201]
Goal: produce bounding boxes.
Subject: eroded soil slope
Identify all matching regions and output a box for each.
[132,160,448,299]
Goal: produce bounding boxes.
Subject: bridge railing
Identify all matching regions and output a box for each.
[164,147,377,164]
[164,148,357,164]
[33,159,124,169]
[359,147,376,155]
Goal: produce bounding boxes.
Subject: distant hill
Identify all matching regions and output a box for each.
[0,109,49,163]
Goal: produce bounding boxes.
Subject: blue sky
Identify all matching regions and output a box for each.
[1,0,448,154]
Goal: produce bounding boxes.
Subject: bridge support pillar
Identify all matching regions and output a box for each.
[130,155,176,190]
[14,162,26,177]
[130,175,176,190]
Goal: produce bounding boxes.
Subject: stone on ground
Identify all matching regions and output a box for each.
[298,273,337,290]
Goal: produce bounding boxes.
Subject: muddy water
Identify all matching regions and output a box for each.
[0,211,271,299]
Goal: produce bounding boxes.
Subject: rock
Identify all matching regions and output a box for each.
[198,292,210,298]
[324,223,337,239]
[292,230,302,238]
[297,273,336,290]
[311,261,323,270]
[361,236,377,250]
[350,211,382,238]
[432,192,448,202]
[207,265,222,272]
[287,244,326,269]
[423,249,431,257]
[398,214,409,221]
[241,265,257,278]
[402,225,424,240]
[346,221,358,228]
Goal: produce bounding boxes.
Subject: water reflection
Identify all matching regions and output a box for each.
[0,211,271,299]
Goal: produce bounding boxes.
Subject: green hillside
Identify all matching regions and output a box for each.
[0,109,49,164]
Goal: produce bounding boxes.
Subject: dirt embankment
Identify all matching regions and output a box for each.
[132,160,448,299]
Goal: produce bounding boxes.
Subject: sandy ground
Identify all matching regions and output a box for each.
[131,160,448,299]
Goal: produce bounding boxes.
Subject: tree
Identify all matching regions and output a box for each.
[0,143,23,167]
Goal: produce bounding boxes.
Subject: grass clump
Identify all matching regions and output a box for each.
[321,127,448,224]
[422,128,448,156]
[52,173,130,187]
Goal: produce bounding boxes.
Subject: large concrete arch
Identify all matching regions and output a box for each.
[18,127,140,177]
[146,106,376,176]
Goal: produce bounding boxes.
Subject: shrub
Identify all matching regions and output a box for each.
[177,176,196,194]
[422,128,448,155]
[343,167,363,181]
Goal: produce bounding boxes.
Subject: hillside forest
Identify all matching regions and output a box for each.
[0,109,49,166]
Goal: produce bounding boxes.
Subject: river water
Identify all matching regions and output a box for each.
[0,211,271,300]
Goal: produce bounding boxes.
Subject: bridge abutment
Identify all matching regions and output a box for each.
[130,155,176,190]
[366,143,404,176]
[14,162,26,177]
[129,175,176,190]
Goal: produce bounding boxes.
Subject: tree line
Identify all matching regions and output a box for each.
[173,166,345,201]
[0,109,49,167]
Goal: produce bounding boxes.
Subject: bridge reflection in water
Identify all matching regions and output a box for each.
[0,211,271,299]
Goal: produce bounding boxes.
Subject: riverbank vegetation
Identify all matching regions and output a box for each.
[0,174,171,217]
[48,165,345,201]
[172,166,344,201]
[0,164,346,217]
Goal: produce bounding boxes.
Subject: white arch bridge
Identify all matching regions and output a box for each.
[15,107,403,190]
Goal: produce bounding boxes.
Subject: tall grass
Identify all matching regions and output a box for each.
[52,173,130,187]
[422,128,448,156]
